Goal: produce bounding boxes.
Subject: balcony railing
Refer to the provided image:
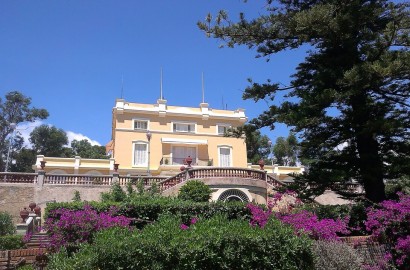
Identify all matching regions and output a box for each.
[118,176,168,186]
[44,174,113,185]
[160,157,213,166]
[158,167,275,192]
[0,172,38,183]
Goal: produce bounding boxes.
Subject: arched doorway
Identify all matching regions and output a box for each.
[218,189,250,202]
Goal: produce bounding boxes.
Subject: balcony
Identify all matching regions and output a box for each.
[160,156,213,166]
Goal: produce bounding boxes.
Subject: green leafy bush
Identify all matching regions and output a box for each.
[312,240,363,270]
[178,180,213,202]
[0,211,15,236]
[100,182,127,202]
[48,215,314,269]
[0,235,24,250]
[72,190,81,202]
[45,197,250,224]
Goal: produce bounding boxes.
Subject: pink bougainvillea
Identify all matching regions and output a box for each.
[44,204,130,250]
[365,193,410,268]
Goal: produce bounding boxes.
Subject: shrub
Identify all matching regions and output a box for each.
[312,240,363,270]
[43,204,130,251]
[100,182,127,202]
[45,198,251,228]
[365,192,410,269]
[0,211,15,236]
[48,214,315,269]
[385,176,410,199]
[299,203,368,236]
[72,190,81,202]
[178,180,213,202]
[0,235,24,250]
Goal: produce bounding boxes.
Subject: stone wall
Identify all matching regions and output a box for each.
[0,183,111,224]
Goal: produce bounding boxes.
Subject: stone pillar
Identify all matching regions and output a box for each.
[74,156,81,174]
[112,173,119,184]
[37,170,45,189]
[273,164,279,176]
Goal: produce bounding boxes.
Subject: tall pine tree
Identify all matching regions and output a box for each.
[199,0,410,202]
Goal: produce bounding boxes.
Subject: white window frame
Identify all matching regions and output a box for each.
[132,141,148,167]
[217,145,233,167]
[172,121,196,134]
[133,118,149,131]
[217,124,232,135]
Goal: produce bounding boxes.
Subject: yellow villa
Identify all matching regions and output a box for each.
[108,98,247,175]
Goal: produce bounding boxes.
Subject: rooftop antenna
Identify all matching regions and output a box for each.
[120,75,124,99]
[201,72,205,103]
[222,95,224,109]
[160,68,163,100]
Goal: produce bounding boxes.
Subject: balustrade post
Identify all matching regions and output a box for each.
[37,170,45,189]
[185,168,190,181]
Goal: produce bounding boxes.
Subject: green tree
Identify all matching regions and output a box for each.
[71,139,107,159]
[273,133,299,166]
[0,91,48,171]
[199,0,410,202]
[29,125,69,157]
[10,148,36,172]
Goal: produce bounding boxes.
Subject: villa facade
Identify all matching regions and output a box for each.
[108,98,248,175]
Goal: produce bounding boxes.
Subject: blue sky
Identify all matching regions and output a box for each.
[1,0,306,146]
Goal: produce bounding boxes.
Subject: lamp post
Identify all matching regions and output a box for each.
[268,139,274,173]
[146,130,152,175]
[4,123,16,172]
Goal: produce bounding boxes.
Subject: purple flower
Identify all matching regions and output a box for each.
[180,224,189,230]
[190,217,198,225]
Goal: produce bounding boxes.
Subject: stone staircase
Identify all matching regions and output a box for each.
[25,232,50,249]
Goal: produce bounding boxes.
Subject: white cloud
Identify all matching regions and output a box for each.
[66,131,101,146]
[13,120,101,147]
[15,120,43,147]
[334,141,349,151]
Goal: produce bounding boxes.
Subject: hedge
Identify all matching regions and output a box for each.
[0,235,25,251]
[48,214,314,270]
[45,196,252,224]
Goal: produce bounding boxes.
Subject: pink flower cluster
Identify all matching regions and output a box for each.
[179,217,198,230]
[247,204,271,228]
[249,190,349,240]
[44,204,130,250]
[277,210,349,240]
[365,193,410,268]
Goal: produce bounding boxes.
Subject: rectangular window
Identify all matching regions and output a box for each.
[173,123,195,133]
[134,120,148,130]
[133,143,147,166]
[217,125,231,135]
[219,147,232,167]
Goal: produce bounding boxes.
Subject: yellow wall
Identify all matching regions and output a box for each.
[112,101,248,174]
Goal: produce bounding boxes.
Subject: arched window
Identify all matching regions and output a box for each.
[218,189,249,202]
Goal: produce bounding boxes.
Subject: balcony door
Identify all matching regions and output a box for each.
[172,146,196,165]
